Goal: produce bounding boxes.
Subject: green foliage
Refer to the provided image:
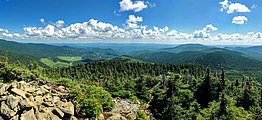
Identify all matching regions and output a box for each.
[0,50,45,67]
[112,90,133,99]
[44,61,203,101]
[43,61,262,119]
[0,39,118,59]
[41,58,71,68]
[0,64,40,83]
[110,55,145,63]
[75,98,103,117]
[136,111,149,120]
[57,56,82,62]
[40,56,83,68]
[2,57,261,119]
[197,101,252,120]
[134,49,262,71]
[70,84,114,117]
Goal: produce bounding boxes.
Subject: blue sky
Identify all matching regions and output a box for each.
[0,0,261,44]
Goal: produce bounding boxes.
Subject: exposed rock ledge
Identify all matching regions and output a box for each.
[0,81,153,120]
[0,80,75,120]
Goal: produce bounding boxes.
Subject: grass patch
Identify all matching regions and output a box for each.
[41,56,82,68]
[40,58,70,68]
[57,56,82,62]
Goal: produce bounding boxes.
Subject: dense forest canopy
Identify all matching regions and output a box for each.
[43,61,262,119]
[0,40,262,119]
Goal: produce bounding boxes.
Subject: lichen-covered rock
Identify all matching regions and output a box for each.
[107,113,127,120]
[10,115,19,120]
[11,88,27,98]
[48,112,61,120]
[125,113,136,120]
[20,98,36,108]
[0,101,16,118]
[0,83,10,95]
[43,102,54,107]
[0,80,151,120]
[58,101,74,115]
[25,86,36,93]
[20,108,37,120]
[0,81,78,120]
[97,114,105,120]
[6,95,21,112]
[52,107,64,118]
[70,116,78,120]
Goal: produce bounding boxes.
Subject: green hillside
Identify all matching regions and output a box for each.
[225,46,262,61]
[160,44,214,53]
[110,55,146,63]
[42,61,262,120]
[0,39,119,59]
[0,50,46,67]
[133,50,262,71]
[40,56,83,68]
[0,39,121,67]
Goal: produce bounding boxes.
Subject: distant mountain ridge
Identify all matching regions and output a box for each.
[225,46,262,60]
[0,50,46,66]
[133,46,262,70]
[0,39,118,59]
[160,44,214,53]
[0,39,120,67]
[1,39,262,70]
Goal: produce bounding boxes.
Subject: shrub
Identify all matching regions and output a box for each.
[76,98,103,117]
[112,90,133,99]
[136,111,149,120]
[0,64,38,83]
[79,85,115,111]
[71,84,115,117]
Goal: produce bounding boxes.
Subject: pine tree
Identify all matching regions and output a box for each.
[196,68,211,108]
[219,93,227,117]
[221,68,225,90]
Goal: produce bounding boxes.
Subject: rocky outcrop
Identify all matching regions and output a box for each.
[0,81,75,120]
[0,81,153,120]
[97,99,153,120]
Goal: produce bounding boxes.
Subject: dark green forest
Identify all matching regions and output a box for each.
[1,40,262,119]
[43,61,262,120]
[1,58,262,119]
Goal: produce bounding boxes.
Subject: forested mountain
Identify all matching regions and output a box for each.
[0,39,118,59]
[40,61,262,120]
[1,43,262,119]
[110,55,145,63]
[133,50,262,70]
[0,39,121,67]
[1,39,262,71]
[0,50,47,67]
[160,44,214,53]
[225,46,262,61]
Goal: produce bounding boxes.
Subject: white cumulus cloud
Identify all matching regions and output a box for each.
[193,30,210,39]
[127,15,143,23]
[214,32,262,41]
[1,18,262,45]
[40,18,45,24]
[203,24,218,32]
[193,24,218,39]
[0,28,9,33]
[219,0,251,14]
[232,16,248,24]
[55,20,65,28]
[0,28,21,39]
[119,0,148,12]
[126,15,143,29]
